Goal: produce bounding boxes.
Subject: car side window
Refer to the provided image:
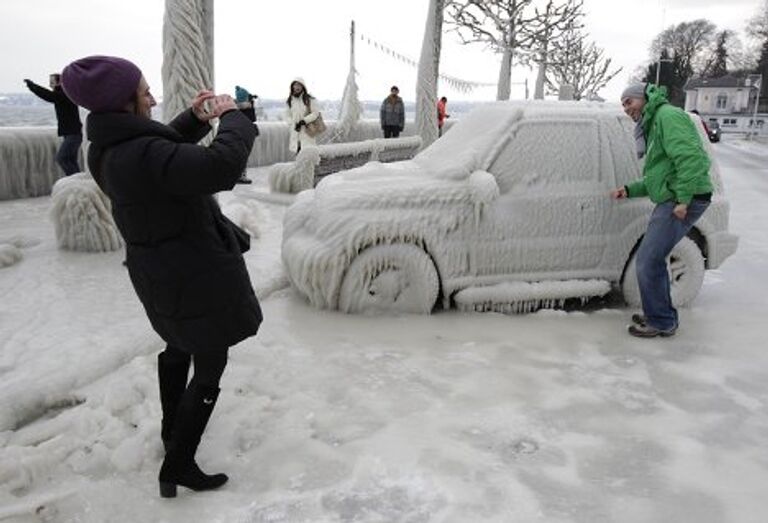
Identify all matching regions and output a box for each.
[609,116,642,187]
[489,120,600,194]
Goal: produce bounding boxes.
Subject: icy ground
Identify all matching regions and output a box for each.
[1,135,767,522]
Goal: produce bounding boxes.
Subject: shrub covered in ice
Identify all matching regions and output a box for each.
[49,173,123,252]
[0,243,23,268]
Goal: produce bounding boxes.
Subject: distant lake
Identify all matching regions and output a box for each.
[0,97,477,127]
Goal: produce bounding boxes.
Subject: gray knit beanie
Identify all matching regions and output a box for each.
[620,83,646,101]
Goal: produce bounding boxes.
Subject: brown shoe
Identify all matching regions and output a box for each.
[628,323,677,338]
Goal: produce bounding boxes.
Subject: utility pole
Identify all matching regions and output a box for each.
[350,20,355,71]
[655,0,671,86]
[655,55,673,86]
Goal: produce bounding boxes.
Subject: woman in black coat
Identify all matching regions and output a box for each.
[61,56,262,498]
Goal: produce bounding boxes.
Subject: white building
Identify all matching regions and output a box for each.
[684,75,765,134]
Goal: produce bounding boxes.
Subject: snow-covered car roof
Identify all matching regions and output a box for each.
[412,101,624,181]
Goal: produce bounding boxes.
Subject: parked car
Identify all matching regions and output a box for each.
[707,120,722,142]
[282,102,738,314]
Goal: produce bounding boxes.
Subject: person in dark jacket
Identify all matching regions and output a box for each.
[24,74,83,175]
[61,55,262,498]
[379,85,405,138]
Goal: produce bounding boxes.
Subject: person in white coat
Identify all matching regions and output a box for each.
[284,77,320,154]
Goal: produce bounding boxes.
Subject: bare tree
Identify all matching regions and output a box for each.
[726,35,758,72]
[528,0,583,99]
[415,0,445,149]
[747,0,768,40]
[746,0,768,79]
[650,19,716,82]
[446,0,542,100]
[544,23,621,100]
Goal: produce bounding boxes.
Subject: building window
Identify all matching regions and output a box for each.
[722,118,737,126]
[716,93,728,109]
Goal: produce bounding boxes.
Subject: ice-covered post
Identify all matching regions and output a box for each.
[415,0,444,150]
[162,0,214,123]
[335,20,362,142]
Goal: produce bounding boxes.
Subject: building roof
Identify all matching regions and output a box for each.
[685,75,746,90]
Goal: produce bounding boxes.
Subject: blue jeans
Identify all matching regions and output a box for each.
[635,199,710,330]
[56,134,82,175]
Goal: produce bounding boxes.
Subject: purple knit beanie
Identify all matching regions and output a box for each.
[61,55,142,113]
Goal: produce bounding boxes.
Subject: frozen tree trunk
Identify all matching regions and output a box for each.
[415,0,444,150]
[534,64,545,99]
[496,46,513,100]
[534,55,546,99]
[162,0,214,123]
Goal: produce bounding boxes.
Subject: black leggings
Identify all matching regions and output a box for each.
[162,345,229,388]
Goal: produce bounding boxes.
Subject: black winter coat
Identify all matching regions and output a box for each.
[25,82,82,136]
[87,108,262,354]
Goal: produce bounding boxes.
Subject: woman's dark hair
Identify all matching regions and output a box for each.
[127,91,141,116]
[286,81,314,108]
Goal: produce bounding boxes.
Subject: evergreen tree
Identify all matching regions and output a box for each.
[707,31,730,77]
[642,49,687,107]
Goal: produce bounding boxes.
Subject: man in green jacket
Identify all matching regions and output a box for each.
[611,83,713,338]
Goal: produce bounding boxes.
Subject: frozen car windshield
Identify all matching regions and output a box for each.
[413,103,523,181]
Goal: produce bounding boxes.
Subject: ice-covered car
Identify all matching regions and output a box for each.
[282,102,738,314]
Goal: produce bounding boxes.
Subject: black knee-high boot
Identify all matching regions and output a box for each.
[158,384,228,497]
[158,351,190,451]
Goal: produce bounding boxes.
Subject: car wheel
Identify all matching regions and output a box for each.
[621,236,705,308]
[339,244,439,314]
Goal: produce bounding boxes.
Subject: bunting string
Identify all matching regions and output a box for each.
[359,32,495,94]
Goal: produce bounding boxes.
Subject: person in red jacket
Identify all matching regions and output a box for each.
[437,96,450,136]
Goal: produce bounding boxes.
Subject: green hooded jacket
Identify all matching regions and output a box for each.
[626,84,713,204]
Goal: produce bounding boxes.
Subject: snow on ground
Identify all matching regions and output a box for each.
[1,135,768,522]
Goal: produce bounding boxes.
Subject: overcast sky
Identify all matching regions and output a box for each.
[0,0,763,103]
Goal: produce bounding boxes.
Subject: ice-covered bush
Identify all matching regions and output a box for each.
[0,243,23,268]
[50,173,123,252]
